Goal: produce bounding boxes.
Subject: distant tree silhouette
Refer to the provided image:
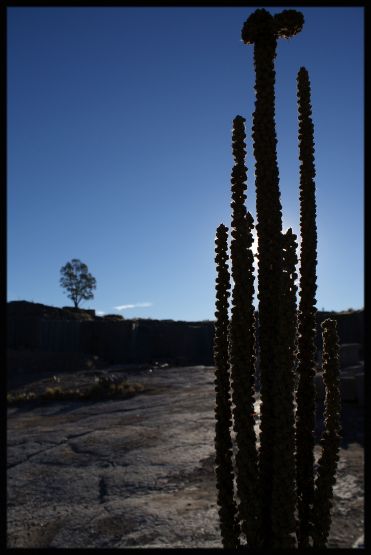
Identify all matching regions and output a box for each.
[60,259,96,308]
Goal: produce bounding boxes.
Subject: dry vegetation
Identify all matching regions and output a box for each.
[7,374,145,406]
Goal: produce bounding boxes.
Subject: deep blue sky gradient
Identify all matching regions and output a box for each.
[7,7,364,319]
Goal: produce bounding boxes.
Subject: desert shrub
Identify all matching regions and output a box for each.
[7,376,144,405]
[103,314,124,320]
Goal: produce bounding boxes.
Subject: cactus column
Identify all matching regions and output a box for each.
[271,228,299,547]
[228,116,259,547]
[312,319,341,547]
[295,66,318,547]
[213,224,240,548]
[241,8,304,544]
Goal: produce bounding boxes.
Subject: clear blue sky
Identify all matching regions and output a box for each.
[7,6,364,320]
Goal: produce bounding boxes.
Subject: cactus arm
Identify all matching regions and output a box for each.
[213,223,240,548]
[228,116,260,547]
[271,228,299,547]
[312,319,342,547]
[295,66,318,548]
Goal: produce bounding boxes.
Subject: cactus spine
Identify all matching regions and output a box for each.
[213,8,341,549]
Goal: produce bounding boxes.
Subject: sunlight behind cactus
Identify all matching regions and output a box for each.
[213,7,341,549]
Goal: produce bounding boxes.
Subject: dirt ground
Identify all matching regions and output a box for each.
[7,365,364,548]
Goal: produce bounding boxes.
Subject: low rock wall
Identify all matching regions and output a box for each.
[7,302,363,370]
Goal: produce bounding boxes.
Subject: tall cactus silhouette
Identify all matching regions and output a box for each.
[228,116,259,547]
[213,7,341,549]
[295,65,319,548]
[271,227,299,548]
[213,223,240,548]
[241,8,303,547]
[312,319,342,547]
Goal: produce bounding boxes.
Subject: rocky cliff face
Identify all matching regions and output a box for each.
[7,301,363,370]
[7,301,215,369]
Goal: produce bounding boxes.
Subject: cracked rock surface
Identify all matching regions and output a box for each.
[7,366,363,548]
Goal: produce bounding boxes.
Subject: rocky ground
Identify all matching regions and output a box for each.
[7,365,364,548]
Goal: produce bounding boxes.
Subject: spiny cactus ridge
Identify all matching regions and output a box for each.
[213,8,341,549]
